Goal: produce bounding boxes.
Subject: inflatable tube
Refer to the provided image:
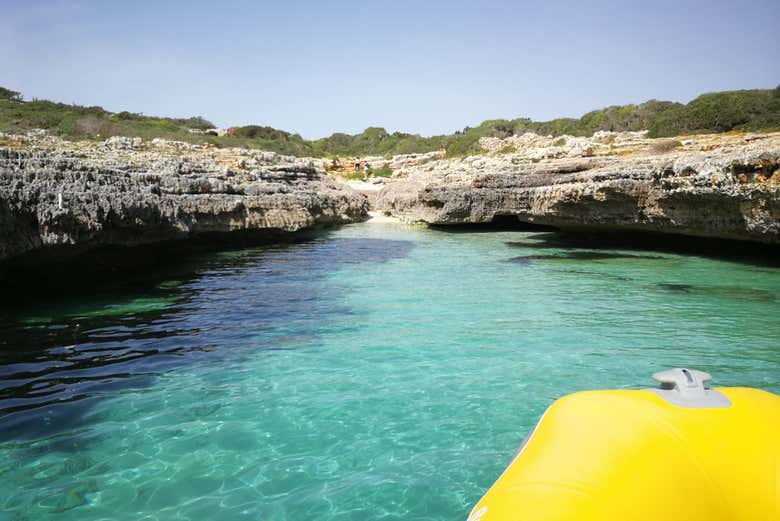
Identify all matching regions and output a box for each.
[467,369,780,521]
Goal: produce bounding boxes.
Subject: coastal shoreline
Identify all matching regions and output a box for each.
[0,133,369,271]
[1,130,779,289]
[373,131,780,245]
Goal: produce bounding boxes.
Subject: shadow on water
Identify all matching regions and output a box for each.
[430,218,558,234]
[504,230,780,268]
[656,283,775,302]
[563,269,635,282]
[507,251,666,264]
[0,230,307,303]
[0,235,416,443]
[502,230,778,303]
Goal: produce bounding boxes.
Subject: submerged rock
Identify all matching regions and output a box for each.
[508,252,666,263]
[656,283,775,302]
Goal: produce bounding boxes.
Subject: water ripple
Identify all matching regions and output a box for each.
[0,228,777,520]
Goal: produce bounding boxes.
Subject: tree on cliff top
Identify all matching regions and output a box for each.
[0,87,23,102]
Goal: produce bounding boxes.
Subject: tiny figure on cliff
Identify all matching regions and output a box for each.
[354,159,361,172]
[331,158,341,170]
[363,162,371,173]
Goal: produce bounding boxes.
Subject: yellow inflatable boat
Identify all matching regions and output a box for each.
[468,369,780,521]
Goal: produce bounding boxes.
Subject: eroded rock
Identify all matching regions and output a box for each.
[0,135,368,264]
[375,133,780,243]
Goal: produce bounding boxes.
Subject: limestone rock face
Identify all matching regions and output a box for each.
[375,133,780,244]
[0,134,368,263]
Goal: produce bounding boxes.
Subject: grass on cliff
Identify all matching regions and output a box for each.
[370,165,393,178]
[0,95,314,156]
[2,85,779,159]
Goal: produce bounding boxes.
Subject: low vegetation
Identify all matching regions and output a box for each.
[2,85,778,158]
[648,139,682,154]
[369,165,393,178]
[341,171,367,181]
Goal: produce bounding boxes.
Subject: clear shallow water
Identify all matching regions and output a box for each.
[1,224,778,520]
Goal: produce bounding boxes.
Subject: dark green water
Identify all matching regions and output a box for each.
[1,224,778,520]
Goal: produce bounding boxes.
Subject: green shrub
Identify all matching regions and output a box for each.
[116,111,143,121]
[342,171,365,181]
[648,139,682,154]
[1,85,779,157]
[166,116,214,130]
[647,88,780,137]
[0,87,23,102]
[369,165,393,177]
[234,125,290,140]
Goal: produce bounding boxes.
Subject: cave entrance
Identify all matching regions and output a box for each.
[490,214,558,231]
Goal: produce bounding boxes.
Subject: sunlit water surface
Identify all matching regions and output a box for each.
[1,224,778,520]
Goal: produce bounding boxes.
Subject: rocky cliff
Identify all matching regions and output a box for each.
[375,132,780,244]
[0,133,368,266]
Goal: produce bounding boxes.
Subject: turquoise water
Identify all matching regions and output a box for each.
[1,224,778,520]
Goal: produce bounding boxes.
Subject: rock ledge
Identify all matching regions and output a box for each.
[0,133,368,265]
[375,132,780,244]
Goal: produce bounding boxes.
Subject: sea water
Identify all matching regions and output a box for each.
[1,224,778,520]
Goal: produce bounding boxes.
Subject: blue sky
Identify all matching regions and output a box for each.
[2,0,779,139]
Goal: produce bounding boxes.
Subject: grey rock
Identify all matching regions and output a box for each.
[375,135,780,244]
[0,138,368,264]
[104,136,144,150]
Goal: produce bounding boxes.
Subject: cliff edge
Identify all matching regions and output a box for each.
[0,133,368,266]
[374,132,780,244]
